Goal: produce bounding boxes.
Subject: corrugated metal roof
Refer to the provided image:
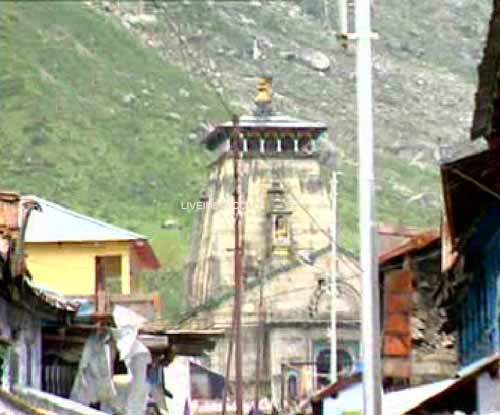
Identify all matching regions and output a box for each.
[313,377,458,415]
[311,354,499,415]
[378,226,440,266]
[440,148,500,248]
[23,196,146,243]
[26,280,80,312]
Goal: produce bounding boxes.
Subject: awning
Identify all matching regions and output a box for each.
[140,320,224,356]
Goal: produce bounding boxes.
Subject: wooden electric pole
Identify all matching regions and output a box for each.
[254,273,265,410]
[222,305,236,415]
[232,115,244,415]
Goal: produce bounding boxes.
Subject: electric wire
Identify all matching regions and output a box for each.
[169,16,365,277]
[165,8,445,280]
[162,14,236,119]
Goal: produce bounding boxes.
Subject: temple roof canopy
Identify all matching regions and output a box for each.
[204,113,327,150]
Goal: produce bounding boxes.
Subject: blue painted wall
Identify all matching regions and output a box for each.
[460,208,500,367]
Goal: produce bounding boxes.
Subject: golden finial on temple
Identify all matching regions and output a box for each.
[254,76,273,114]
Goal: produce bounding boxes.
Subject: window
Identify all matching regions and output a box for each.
[9,351,19,386]
[247,138,260,152]
[287,372,299,400]
[25,342,32,387]
[0,344,8,386]
[265,138,277,152]
[315,348,330,388]
[274,215,288,239]
[95,256,122,294]
[315,346,355,387]
[337,349,354,376]
[281,137,295,153]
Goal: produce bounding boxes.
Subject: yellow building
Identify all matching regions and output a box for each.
[23,196,160,297]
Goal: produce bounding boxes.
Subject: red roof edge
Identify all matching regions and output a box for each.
[378,223,429,238]
[132,239,161,271]
[379,227,440,266]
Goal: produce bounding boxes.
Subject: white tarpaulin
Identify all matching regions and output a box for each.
[70,332,119,412]
[164,357,191,415]
[383,379,458,415]
[112,305,152,415]
[323,382,363,415]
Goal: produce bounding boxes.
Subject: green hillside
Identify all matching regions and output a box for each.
[0,1,490,319]
[0,1,230,316]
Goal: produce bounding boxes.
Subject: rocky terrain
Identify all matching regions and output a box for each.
[92,0,490,243]
[0,1,491,317]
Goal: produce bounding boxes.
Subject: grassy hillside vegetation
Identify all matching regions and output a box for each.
[0,1,229,317]
[1,1,490,318]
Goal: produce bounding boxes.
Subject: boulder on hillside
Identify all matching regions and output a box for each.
[162,219,183,231]
[279,51,296,61]
[122,93,136,105]
[125,13,157,27]
[166,112,182,121]
[179,88,190,98]
[299,50,331,72]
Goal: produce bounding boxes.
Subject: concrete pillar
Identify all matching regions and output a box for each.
[121,253,131,295]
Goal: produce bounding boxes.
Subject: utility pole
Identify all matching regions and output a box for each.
[254,274,265,410]
[330,171,338,385]
[137,0,144,14]
[355,0,382,414]
[337,0,348,35]
[323,0,330,29]
[222,305,236,415]
[232,115,244,415]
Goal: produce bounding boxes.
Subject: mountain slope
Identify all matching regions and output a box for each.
[96,0,490,251]
[0,1,231,315]
[0,1,491,317]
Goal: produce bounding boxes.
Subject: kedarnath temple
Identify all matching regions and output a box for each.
[183,77,361,405]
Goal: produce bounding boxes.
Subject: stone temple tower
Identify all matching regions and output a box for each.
[184,78,360,403]
[186,77,331,307]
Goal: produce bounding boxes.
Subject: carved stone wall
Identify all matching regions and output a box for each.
[184,151,362,402]
[185,156,331,309]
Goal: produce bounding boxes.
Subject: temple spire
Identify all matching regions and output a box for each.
[254,75,273,116]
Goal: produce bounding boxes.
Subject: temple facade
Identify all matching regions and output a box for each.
[183,78,361,405]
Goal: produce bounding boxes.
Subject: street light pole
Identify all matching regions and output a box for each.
[330,171,338,385]
[337,0,348,35]
[355,0,382,414]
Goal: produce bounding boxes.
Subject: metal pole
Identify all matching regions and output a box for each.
[355,0,382,414]
[280,363,285,411]
[330,171,338,385]
[232,115,244,415]
[337,0,348,35]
